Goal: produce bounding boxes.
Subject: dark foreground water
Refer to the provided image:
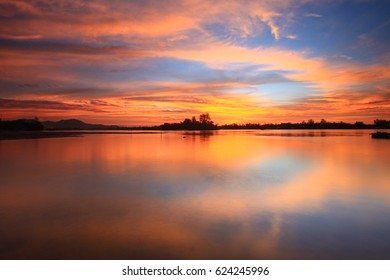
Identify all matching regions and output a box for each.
[0,130,389,259]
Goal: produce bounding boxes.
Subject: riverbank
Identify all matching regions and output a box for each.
[0,130,166,140]
[0,131,83,140]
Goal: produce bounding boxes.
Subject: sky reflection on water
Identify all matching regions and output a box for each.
[0,130,389,259]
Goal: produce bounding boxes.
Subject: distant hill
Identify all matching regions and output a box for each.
[42,119,120,130]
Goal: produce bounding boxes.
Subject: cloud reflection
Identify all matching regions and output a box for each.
[1,131,390,259]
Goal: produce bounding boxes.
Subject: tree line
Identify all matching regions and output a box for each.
[1,115,390,131]
[220,119,390,130]
[0,118,43,131]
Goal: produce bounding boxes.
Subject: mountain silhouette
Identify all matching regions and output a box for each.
[42,119,120,130]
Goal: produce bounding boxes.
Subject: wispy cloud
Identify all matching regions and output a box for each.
[285,34,298,40]
[0,98,104,112]
[0,34,42,40]
[304,13,322,18]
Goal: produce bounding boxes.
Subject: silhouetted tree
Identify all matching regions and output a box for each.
[198,113,215,129]
[183,118,192,126]
[354,121,365,128]
[199,113,211,124]
[374,119,390,129]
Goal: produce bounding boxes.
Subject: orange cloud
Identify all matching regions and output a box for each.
[0,0,305,41]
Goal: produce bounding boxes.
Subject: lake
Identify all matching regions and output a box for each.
[0,130,389,259]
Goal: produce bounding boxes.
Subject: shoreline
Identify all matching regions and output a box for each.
[0,131,83,140]
[1,128,388,141]
[0,130,167,140]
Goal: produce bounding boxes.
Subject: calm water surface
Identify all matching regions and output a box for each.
[1,130,389,259]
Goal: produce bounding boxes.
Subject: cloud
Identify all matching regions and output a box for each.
[0,38,150,57]
[160,42,329,89]
[89,99,118,107]
[17,83,40,88]
[2,34,388,124]
[304,13,322,18]
[0,34,42,40]
[0,0,389,124]
[0,98,104,112]
[285,34,298,39]
[0,0,40,17]
[272,87,390,122]
[0,0,306,42]
[332,54,353,60]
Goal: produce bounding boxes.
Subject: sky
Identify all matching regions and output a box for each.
[0,0,389,125]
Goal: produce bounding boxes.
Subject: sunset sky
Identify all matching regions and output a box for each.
[0,0,389,125]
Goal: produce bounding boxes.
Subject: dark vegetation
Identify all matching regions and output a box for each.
[219,118,390,130]
[158,113,216,130]
[0,118,43,131]
[1,115,390,131]
[371,131,390,139]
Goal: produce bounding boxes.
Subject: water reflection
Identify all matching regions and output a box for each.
[0,130,390,259]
